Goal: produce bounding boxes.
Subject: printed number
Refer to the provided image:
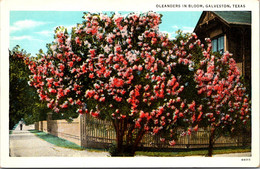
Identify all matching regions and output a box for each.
[241,158,251,161]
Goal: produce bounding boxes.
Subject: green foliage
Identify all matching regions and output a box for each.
[9,46,49,129]
[135,147,250,157]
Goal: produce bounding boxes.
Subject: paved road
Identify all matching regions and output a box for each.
[9,127,110,157]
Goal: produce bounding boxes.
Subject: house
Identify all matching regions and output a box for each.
[193,11,251,82]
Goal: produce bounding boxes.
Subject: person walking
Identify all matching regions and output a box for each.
[19,120,24,130]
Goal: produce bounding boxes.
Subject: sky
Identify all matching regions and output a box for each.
[10,11,202,56]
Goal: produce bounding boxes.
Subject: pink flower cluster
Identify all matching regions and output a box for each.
[194,43,250,128]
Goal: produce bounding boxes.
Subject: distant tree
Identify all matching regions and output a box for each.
[9,46,49,129]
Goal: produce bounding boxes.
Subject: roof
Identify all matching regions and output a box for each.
[193,11,251,33]
[212,11,251,25]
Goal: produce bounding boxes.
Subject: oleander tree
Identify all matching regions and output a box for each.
[26,12,250,156]
[171,32,251,156]
[193,45,251,156]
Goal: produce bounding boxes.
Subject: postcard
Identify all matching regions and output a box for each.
[1,0,259,168]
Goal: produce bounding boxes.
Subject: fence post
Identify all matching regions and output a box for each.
[80,113,87,147]
[237,136,240,147]
[47,112,52,133]
[186,134,190,149]
[34,122,39,130]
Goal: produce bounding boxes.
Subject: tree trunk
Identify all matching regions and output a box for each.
[126,124,135,145]
[116,120,124,152]
[242,127,248,147]
[111,119,133,156]
[111,118,146,156]
[131,129,145,155]
[208,127,216,157]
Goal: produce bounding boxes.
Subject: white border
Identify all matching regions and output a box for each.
[1,0,259,168]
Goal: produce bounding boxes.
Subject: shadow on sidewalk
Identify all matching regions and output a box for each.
[28,130,85,151]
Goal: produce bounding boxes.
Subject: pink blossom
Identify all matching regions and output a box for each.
[68,61,73,68]
[153,127,159,134]
[138,65,143,71]
[169,140,176,146]
[75,37,81,45]
[89,73,94,79]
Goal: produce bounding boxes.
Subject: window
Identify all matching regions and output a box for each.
[212,35,224,54]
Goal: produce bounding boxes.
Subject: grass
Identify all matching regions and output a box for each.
[28,129,85,150]
[28,129,106,152]
[135,147,251,157]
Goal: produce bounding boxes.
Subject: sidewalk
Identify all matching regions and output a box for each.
[9,127,110,157]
